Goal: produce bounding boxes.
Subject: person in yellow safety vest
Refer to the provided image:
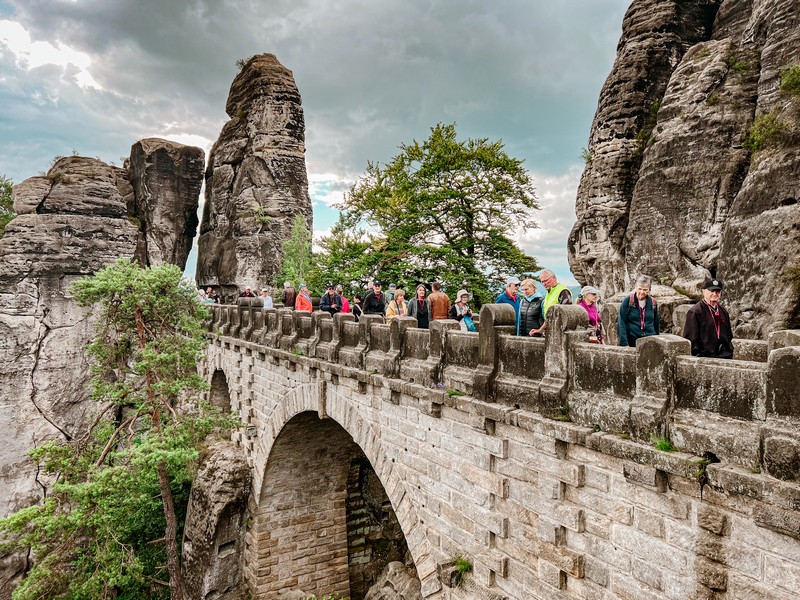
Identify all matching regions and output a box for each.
[530,269,572,335]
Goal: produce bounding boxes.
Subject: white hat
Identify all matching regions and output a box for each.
[457,289,469,300]
[580,285,600,297]
[507,276,521,285]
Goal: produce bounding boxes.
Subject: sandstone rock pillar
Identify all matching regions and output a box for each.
[197,54,312,298]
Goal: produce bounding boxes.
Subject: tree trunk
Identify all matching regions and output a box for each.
[158,460,185,600]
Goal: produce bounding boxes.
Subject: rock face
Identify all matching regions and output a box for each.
[0,143,203,598]
[364,562,423,600]
[181,441,251,600]
[196,53,313,300]
[128,138,205,268]
[568,0,800,338]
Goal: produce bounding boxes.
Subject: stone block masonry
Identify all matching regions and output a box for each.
[204,302,800,599]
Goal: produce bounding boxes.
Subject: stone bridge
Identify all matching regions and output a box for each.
[201,301,800,600]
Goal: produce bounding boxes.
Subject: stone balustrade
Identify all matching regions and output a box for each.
[208,301,800,481]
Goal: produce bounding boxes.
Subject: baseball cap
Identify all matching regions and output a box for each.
[702,278,723,291]
[507,276,521,285]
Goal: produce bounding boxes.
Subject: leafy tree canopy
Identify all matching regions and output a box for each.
[0,175,16,238]
[317,123,540,304]
[0,259,235,600]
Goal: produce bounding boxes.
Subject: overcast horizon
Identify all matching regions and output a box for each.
[0,0,631,286]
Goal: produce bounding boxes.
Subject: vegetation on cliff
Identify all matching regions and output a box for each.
[0,175,15,238]
[0,260,235,600]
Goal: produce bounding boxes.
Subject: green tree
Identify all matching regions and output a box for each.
[0,259,235,600]
[274,214,313,289]
[324,123,540,304]
[0,175,16,238]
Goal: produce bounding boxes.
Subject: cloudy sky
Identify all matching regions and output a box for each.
[0,0,631,285]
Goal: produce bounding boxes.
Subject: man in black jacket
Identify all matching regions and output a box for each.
[319,284,342,315]
[362,281,386,316]
[683,278,734,359]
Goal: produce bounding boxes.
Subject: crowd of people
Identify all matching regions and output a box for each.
[202,269,735,360]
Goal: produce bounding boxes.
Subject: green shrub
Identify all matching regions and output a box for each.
[705,92,721,106]
[780,64,800,96]
[789,259,800,291]
[743,112,785,153]
[446,388,465,397]
[727,53,748,74]
[651,436,676,452]
[634,101,661,156]
[453,555,473,586]
[580,147,592,164]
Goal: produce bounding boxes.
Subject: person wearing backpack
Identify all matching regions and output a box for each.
[617,275,659,347]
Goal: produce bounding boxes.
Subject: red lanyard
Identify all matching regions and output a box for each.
[705,302,721,339]
[632,294,646,331]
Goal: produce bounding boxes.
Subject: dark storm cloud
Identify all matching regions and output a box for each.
[1,0,630,282]
[3,0,627,179]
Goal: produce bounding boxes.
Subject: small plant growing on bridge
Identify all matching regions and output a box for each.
[453,555,473,586]
[651,435,676,452]
[291,348,304,356]
[446,388,465,397]
[554,402,572,422]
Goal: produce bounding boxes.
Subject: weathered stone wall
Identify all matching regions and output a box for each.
[568,0,800,337]
[204,302,800,599]
[0,143,204,598]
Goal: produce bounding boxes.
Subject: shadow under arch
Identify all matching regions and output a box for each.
[249,383,435,599]
[208,369,232,413]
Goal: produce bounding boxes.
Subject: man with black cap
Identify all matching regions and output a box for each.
[683,278,734,359]
[362,280,386,316]
[320,283,342,315]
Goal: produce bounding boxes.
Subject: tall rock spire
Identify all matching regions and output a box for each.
[196,53,313,299]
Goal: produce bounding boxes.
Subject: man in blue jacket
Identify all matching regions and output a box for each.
[617,275,659,347]
[495,276,521,321]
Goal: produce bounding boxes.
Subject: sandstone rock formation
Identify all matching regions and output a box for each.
[182,441,251,600]
[569,0,800,338]
[0,143,203,598]
[196,53,313,300]
[128,138,205,267]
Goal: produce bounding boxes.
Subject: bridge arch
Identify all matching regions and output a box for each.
[247,381,434,599]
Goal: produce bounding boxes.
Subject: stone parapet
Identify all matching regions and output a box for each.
[207,303,800,480]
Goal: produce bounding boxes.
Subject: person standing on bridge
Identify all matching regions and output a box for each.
[407,284,431,329]
[386,289,408,323]
[281,282,296,309]
[428,281,451,321]
[363,281,386,317]
[336,285,351,313]
[618,275,659,347]
[518,278,545,336]
[683,278,734,359]
[496,276,522,322]
[261,288,274,309]
[295,284,312,312]
[529,269,572,336]
[320,284,342,315]
[578,285,604,343]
